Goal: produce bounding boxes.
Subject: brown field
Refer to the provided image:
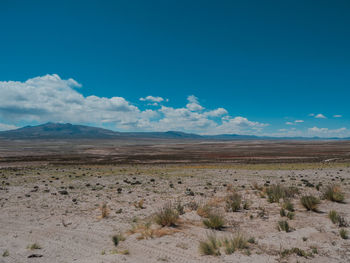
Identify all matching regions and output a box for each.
[0,139,350,262]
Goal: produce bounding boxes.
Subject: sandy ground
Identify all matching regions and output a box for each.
[0,163,350,262]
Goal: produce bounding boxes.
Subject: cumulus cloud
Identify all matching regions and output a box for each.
[140,96,166,103]
[186,95,204,111]
[0,74,267,135]
[315,113,326,119]
[308,127,349,137]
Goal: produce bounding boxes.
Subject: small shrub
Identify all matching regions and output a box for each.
[280,208,286,217]
[281,247,310,258]
[203,213,225,230]
[243,200,251,210]
[267,184,285,203]
[100,203,109,218]
[267,185,299,203]
[2,250,9,257]
[247,237,255,244]
[300,195,320,212]
[324,185,345,203]
[199,234,220,256]
[231,234,249,249]
[329,210,339,224]
[176,201,185,215]
[278,220,290,232]
[223,234,248,254]
[340,229,348,239]
[112,234,125,247]
[154,203,179,227]
[282,200,294,212]
[27,243,41,250]
[225,193,241,212]
[286,212,295,220]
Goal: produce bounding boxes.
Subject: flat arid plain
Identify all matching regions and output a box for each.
[1,139,350,262]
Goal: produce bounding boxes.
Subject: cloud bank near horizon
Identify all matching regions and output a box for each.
[0,74,267,135]
[0,74,348,138]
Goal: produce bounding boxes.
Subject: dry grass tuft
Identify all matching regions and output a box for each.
[225,193,242,212]
[300,195,320,212]
[323,185,345,203]
[100,203,109,218]
[203,213,225,230]
[154,203,179,227]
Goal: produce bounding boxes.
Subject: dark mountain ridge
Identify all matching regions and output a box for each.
[0,122,348,140]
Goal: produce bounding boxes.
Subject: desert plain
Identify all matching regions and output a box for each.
[0,139,350,262]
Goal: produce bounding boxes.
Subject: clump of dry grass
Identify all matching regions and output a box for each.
[100,203,109,218]
[134,199,145,209]
[197,203,212,218]
[266,184,299,203]
[27,243,41,250]
[329,210,348,227]
[203,213,225,230]
[323,185,345,203]
[199,233,250,256]
[128,222,179,240]
[278,220,291,232]
[282,200,294,212]
[300,195,320,212]
[199,234,220,256]
[225,193,242,212]
[280,247,311,258]
[340,229,348,239]
[154,203,179,227]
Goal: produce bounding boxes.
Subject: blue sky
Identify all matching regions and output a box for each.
[0,0,350,137]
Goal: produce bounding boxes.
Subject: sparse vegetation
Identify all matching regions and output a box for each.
[197,203,212,218]
[2,250,9,257]
[266,184,298,203]
[100,203,109,218]
[200,233,249,256]
[203,213,225,230]
[225,193,241,212]
[27,243,41,250]
[154,203,179,227]
[323,185,345,203]
[282,200,294,212]
[340,229,348,239]
[112,234,125,247]
[278,220,290,232]
[281,247,311,258]
[300,195,320,212]
[286,212,295,220]
[199,234,220,256]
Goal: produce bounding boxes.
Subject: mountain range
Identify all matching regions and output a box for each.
[0,122,348,140]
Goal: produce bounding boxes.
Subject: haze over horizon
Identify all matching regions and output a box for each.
[1,1,350,137]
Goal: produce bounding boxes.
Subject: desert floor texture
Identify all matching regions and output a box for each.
[1,161,350,263]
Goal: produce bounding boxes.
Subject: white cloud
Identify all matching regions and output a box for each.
[308,113,315,116]
[308,127,349,137]
[140,96,165,103]
[286,120,304,125]
[315,113,326,119]
[333,115,342,118]
[0,74,267,135]
[186,95,204,111]
[0,123,18,131]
